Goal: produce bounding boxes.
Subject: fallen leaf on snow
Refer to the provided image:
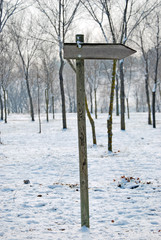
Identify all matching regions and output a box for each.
[37,195,42,197]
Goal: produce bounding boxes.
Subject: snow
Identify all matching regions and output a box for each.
[0,112,161,239]
[152,84,157,93]
[119,59,124,64]
[76,41,83,49]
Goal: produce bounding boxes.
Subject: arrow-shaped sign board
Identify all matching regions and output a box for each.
[64,43,136,60]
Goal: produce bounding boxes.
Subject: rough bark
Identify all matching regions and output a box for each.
[52,95,55,119]
[136,94,139,112]
[89,88,93,113]
[58,0,67,129]
[107,59,117,152]
[126,97,130,119]
[85,95,97,145]
[68,92,73,113]
[0,93,3,120]
[120,60,125,130]
[45,88,49,122]
[59,55,67,129]
[115,73,119,116]
[152,91,156,128]
[37,75,41,133]
[3,88,7,123]
[145,61,152,125]
[25,73,34,121]
[152,15,160,128]
[94,88,97,119]
[0,0,3,32]
[76,57,89,228]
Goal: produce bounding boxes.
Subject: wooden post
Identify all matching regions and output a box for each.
[76,34,89,228]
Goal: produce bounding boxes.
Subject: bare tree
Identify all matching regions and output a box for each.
[39,44,56,121]
[0,0,30,119]
[10,16,40,121]
[115,70,119,116]
[124,56,135,119]
[36,69,41,133]
[0,33,14,123]
[64,63,76,113]
[67,59,97,145]
[0,0,31,33]
[137,27,152,125]
[35,0,81,129]
[85,60,101,118]
[81,0,161,151]
[151,14,161,128]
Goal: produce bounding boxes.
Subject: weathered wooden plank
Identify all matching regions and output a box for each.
[64,43,136,60]
[76,57,90,228]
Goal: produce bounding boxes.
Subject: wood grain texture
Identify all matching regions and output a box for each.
[64,43,136,60]
[76,58,89,227]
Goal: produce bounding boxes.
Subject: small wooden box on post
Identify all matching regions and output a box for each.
[64,35,136,228]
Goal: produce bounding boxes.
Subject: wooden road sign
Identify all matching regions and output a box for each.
[64,43,136,60]
[64,34,136,228]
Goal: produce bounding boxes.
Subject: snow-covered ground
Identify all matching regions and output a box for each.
[0,112,161,240]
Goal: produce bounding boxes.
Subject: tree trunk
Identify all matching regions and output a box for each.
[152,61,159,128]
[85,95,97,145]
[152,14,160,128]
[126,97,130,119]
[136,94,139,112]
[107,59,117,152]
[120,60,125,130]
[37,78,41,133]
[68,94,73,113]
[3,89,7,123]
[145,60,152,125]
[94,88,97,119]
[90,88,93,113]
[152,91,156,128]
[58,0,67,129]
[25,75,34,121]
[115,73,119,116]
[59,54,67,129]
[0,93,3,120]
[52,95,55,119]
[0,1,3,33]
[45,88,49,122]
[73,98,77,113]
